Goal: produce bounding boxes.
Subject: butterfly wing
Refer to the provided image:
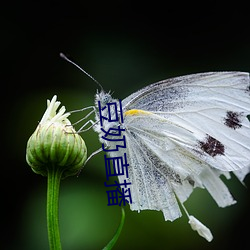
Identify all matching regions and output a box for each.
[120,72,250,220]
[123,72,250,173]
[121,111,236,221]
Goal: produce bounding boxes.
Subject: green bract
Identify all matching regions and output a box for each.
[26,95,87,178]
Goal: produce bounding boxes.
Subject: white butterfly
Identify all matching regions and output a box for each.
[90,72,250,241]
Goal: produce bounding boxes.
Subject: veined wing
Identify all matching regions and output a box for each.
[122,72,249,113]
[122,72,250,174]
[120,112,236,221]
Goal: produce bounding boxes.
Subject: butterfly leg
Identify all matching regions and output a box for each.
[68,106,98,132]
[70,106,96,126]
[77,119,99,133]
[77,147,103,176]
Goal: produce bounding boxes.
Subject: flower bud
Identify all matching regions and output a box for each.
[26,95,87,178]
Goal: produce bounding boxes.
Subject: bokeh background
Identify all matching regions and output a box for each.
[2,2,250,250]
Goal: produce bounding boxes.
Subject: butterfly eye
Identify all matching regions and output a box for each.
[101,93,112,105]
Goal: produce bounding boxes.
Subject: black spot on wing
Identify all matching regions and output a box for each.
[247,114,250,122]
[199,135,225,157]
[224,111,243,130]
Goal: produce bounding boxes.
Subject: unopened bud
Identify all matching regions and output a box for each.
[26,95,87,178]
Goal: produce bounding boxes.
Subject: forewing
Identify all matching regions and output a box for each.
[123,72,249,113]
[123,72,250,175]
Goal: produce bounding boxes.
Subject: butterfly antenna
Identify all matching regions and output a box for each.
[60,53,104,91]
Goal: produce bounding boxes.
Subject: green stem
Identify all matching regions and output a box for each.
[103,208,125,250]
[47,165,63,250]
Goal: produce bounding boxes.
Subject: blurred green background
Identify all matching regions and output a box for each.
[2,2,250,250]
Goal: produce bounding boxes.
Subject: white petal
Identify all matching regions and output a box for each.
[188,215,213,242]
[40,95,57,123]
[40,95,71,125]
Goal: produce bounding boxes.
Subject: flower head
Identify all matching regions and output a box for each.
[26,95,87,178]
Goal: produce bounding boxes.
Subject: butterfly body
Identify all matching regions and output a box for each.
[93,72,250,223]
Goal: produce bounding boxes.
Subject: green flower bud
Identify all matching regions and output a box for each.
[26,95,87,178]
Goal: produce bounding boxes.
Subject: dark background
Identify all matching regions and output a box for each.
[2,2,250,250]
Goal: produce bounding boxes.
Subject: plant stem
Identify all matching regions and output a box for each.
[47,165,63,250]
[103,208,125,250]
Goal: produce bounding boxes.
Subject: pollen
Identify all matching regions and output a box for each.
[124,109,152,116]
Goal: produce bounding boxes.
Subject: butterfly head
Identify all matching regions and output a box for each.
[95,89,114,107]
